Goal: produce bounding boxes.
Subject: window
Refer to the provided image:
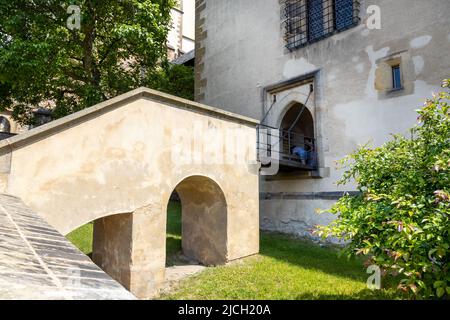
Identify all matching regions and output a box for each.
[392,65,402,90]
[284,0,360,50]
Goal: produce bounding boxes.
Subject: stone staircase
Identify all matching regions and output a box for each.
[0,193,135,300]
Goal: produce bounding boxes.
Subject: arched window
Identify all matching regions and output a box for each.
[0,116,11,133]
[279,103,317,169]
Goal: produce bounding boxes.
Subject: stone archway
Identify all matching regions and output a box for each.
[277,100,315,131]
[279,102,315,136]
[172,175,228,266]
[88,175,229,298]
[279,102,315,155]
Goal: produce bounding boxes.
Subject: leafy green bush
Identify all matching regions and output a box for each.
[149,64,194,101]
[316,79,450,299]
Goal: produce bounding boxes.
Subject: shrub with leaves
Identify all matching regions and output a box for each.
[148,63,194,101]
[316,79,450,299]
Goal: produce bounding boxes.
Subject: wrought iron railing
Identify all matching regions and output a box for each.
[257,124,318,171]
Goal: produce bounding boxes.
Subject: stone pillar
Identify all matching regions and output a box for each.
[176,176,228,266]
[92,203,166,299]
[128,205,166,298]
[93,213,133,287]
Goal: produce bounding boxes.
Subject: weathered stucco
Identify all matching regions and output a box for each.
[196,0,450,239]
[0,88,260,298]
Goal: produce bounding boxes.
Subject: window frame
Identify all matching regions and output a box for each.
[391,65,403,91]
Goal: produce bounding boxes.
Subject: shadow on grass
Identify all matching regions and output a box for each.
[294,289,398,300]
[166,236,182,262]
[166,201,182,266]
[260,232,402,299]
[167,201,182,235]
[260,232,367,282]
[164,202,401,299]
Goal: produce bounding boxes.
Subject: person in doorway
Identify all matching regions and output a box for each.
[292,145,309,165]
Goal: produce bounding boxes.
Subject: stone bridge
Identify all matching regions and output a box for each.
[0,88,260,298]
[0,193,135,300]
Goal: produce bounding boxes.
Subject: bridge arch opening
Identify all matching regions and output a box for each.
[167,175,228,266]
[65,212,135,287]
[65,175,229,296]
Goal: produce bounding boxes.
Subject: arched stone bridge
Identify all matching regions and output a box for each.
[0,88,260,298]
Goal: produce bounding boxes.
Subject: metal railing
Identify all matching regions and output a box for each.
[257,124,318,170]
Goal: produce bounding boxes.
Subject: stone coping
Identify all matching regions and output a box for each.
[0,87,259,151]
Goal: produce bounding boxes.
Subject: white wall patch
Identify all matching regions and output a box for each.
[410,35,432,49]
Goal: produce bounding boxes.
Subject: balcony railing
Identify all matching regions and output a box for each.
[257,124,318,171]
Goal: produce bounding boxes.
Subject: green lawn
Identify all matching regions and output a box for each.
[162,232,398,300]
[67,202,398,300]
[67,222,93,255]
[166,201,183,260]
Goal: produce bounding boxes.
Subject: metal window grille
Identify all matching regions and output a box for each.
[284,0,360,50]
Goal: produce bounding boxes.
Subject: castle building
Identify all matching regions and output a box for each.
[194,0,450,239]
[167,0,196,61]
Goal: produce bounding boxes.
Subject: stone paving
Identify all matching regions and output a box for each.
[159,264,206,296]
[0,193,135,300]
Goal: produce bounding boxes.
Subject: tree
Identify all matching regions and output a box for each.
[316,79,450,299]
[150,63,194,101]
[0,0,176,124]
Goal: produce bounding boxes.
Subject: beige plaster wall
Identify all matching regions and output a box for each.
[4,97,257,233]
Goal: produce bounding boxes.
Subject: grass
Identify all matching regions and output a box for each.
[66,222,93,255]
[162,232,398,300]
[166,201,182,259]
[67,201,399,300]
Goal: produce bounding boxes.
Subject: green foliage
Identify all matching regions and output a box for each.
[149,63,194,101]
[316,79,450,299]
[0,0,177,124]
[67,222,93,255]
